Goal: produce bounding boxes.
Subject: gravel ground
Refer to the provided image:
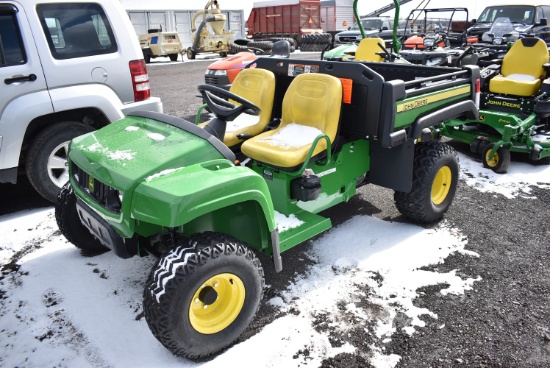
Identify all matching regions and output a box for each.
[1,52,548,367]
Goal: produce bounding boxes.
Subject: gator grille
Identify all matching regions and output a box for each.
[72,163,122,213]
[204,75,230,86]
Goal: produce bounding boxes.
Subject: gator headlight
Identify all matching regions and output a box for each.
[205,69,227,76]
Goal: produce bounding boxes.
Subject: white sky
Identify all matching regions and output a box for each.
[1,151,549,367]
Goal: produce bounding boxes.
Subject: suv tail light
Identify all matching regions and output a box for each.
[129,59,151,101]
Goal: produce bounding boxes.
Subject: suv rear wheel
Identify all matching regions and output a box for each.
[26,121,94,203]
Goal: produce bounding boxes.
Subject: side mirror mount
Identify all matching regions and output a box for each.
[538,18,548,26]
[471,18,477,24]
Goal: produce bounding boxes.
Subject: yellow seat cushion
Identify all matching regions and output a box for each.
[355,37,385,62]
[489,75,542,97]
[200,68,275,147]
[489,38,549,97]
[241,73,342,168]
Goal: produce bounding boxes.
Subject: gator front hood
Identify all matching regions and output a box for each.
[69,114,232,191]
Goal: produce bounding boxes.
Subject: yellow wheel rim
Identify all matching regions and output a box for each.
[432,166,452,205]
[189,273,245,334]
[485,150,499,168]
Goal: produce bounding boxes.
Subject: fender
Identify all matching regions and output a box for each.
[131,160,276,231]
[49,84,126,122]
[0,90,53,170]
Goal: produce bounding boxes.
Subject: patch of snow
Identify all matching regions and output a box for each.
[145,168,184,182]
[125,126,140,132]
[86,142,103,152]
[106,150,136,161]
[274,211,304,231]
[148,133,165,141]
[258,124,323,149]
[458,152,550,198]
[226,114,260,133]
[85,143,135,161]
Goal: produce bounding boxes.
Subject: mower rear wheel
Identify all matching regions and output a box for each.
[143,232,264,360]
[394,141,459,223]
[482,144,510,173]
[55,182,110,256]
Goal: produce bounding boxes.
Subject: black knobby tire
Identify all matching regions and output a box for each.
[229,41,248,54]
[26,121,94,203]
[143,232,265,360]
[55,182,110,256]
[394,142,459,223]
[248,40,273,54]
[144,54,151,63]
[482,143,511,173]
[169,53,178,62]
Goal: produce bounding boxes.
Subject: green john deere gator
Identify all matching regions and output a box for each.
[55,0,481,360]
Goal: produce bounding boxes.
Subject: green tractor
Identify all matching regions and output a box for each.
[438,36,550,172]
[55,0,481,360]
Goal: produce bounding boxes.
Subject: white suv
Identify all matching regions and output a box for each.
[0,0,163,202]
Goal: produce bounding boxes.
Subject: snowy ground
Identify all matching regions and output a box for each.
[1,154,549,368]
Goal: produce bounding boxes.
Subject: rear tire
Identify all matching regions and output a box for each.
[395,142,459,223]
[26,121,94,203]
[55,182,109,256]
[143,232,264,360]
[169,53,178,62]
[187,47,196,60]
[482,143,510,173]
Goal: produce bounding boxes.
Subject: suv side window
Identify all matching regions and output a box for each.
[36,3,117,59]
[0,4,26,67]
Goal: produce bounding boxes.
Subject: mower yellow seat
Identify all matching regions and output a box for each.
[241,73,342,169]
[200,68,275,147]
[355,37,385,62]
[489,37,549,97]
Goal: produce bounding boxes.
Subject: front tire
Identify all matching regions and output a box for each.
[55,182,110,256]
[143,232,264,360]
[187,47,196,60]
[482,143,510,173]
[26,121,94,202]
[395,142,459,223]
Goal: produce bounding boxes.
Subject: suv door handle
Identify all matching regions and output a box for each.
[5,74,37,85]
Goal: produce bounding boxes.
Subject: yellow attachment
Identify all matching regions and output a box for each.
[489,38,549,97]
[200,68,276,147]
[355,37,385,62]
[189,273,245,334]
[432,166,452,205]
[241,73,343,168]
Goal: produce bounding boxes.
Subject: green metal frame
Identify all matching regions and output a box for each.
[440,110,550,159]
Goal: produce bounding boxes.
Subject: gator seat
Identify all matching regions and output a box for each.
[489,37,549,97]
[355,37,385,62]
[241,73,342,169]
[200,68,275,147]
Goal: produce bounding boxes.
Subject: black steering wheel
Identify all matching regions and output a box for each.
[197,84,261,121]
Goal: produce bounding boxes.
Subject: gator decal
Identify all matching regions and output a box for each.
[484,98,522,110]
[397,85,471,113]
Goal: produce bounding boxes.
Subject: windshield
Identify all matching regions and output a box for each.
[476,5,535,24]
[351,18,387,31]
